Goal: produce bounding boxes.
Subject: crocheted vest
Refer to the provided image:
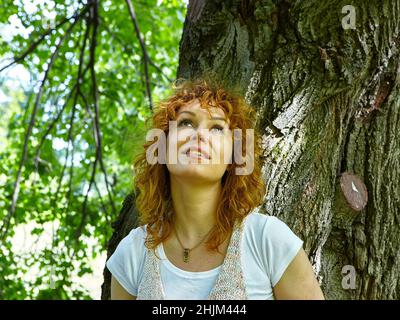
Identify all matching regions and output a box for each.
[137,219,248,300]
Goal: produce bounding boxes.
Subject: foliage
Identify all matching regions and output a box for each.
[0,0,186,299]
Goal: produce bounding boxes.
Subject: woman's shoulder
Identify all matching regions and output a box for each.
[244,209,300,240]
[244,208,274,228]
[125,224,148,243]
[107,225,148,265]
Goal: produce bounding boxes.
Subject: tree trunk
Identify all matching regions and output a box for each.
[102,0,400,299]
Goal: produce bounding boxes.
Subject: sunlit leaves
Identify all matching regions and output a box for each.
[0,0,185,299]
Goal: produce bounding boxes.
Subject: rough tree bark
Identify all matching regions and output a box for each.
[102,0,400,300]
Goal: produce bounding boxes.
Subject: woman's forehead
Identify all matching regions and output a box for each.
[178,99,226,117]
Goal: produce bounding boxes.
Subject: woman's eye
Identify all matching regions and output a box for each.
[178,119,192,127]
[177,119,224,133]
[211,125,224,133]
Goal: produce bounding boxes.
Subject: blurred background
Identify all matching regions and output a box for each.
[0,0,187,299]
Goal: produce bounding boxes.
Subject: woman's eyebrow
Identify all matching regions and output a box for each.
[178,110,227,122]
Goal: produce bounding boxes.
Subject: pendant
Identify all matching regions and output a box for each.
[183,248,190,263]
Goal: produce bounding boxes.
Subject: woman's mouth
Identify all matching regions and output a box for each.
[183,145,211,160]
[185,149,209,160]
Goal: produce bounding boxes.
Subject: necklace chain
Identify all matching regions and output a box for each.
[173,223,214,263]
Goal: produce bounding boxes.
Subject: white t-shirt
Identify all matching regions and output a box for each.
[106,211,303,300]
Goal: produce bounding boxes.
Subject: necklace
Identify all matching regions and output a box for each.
[173,223,214,263]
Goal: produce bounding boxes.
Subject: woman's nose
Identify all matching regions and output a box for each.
[190,128,207,144]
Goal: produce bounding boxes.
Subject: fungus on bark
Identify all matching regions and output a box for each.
[339,172,368,211]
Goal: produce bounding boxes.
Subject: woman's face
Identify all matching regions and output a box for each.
[166,99,233,183]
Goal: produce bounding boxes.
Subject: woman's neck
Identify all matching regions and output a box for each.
[169,175,222,246]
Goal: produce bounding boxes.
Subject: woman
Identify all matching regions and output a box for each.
[106,78,325,300]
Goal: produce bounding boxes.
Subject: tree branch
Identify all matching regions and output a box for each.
[90,0,117,210]
[94,181,110,226]
[57,14,91,200]
[34,84,77,171]
[125,0,153,111]
[98,89,134,122]
[64,16,92,221]
[75,154,98,241]
[94,181,112,248]
[0,8,86,243]
[0,7,89,74]
[74,0,117,242]
[99,16,172,83]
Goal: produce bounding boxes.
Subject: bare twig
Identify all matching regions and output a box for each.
[89,0,117,209]
[125,0,153,110]
[60,15,91,195]
[148,59,172,83]
[0,9,86,242]
[94,181,111,248]
[31,82,65,190]
[98,89,133,121]
[99,16,172,83]
[32,65,86,169]
[52,91,79,216]
[34,84,77,170]
[64,16,92,220]
[75,153,98,240]
[74,0,116,242]
[65,143,75,200]
[0,7,89,74]
[94,181,110,226]
[78,90,94,119]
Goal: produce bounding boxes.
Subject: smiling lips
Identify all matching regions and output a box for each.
[184,146,211,160]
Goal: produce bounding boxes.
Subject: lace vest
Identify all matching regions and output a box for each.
[137,219,248,300]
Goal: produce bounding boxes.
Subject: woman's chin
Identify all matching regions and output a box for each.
[167,164,227,183]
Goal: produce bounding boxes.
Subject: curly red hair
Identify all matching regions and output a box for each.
[132,77,266,255]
